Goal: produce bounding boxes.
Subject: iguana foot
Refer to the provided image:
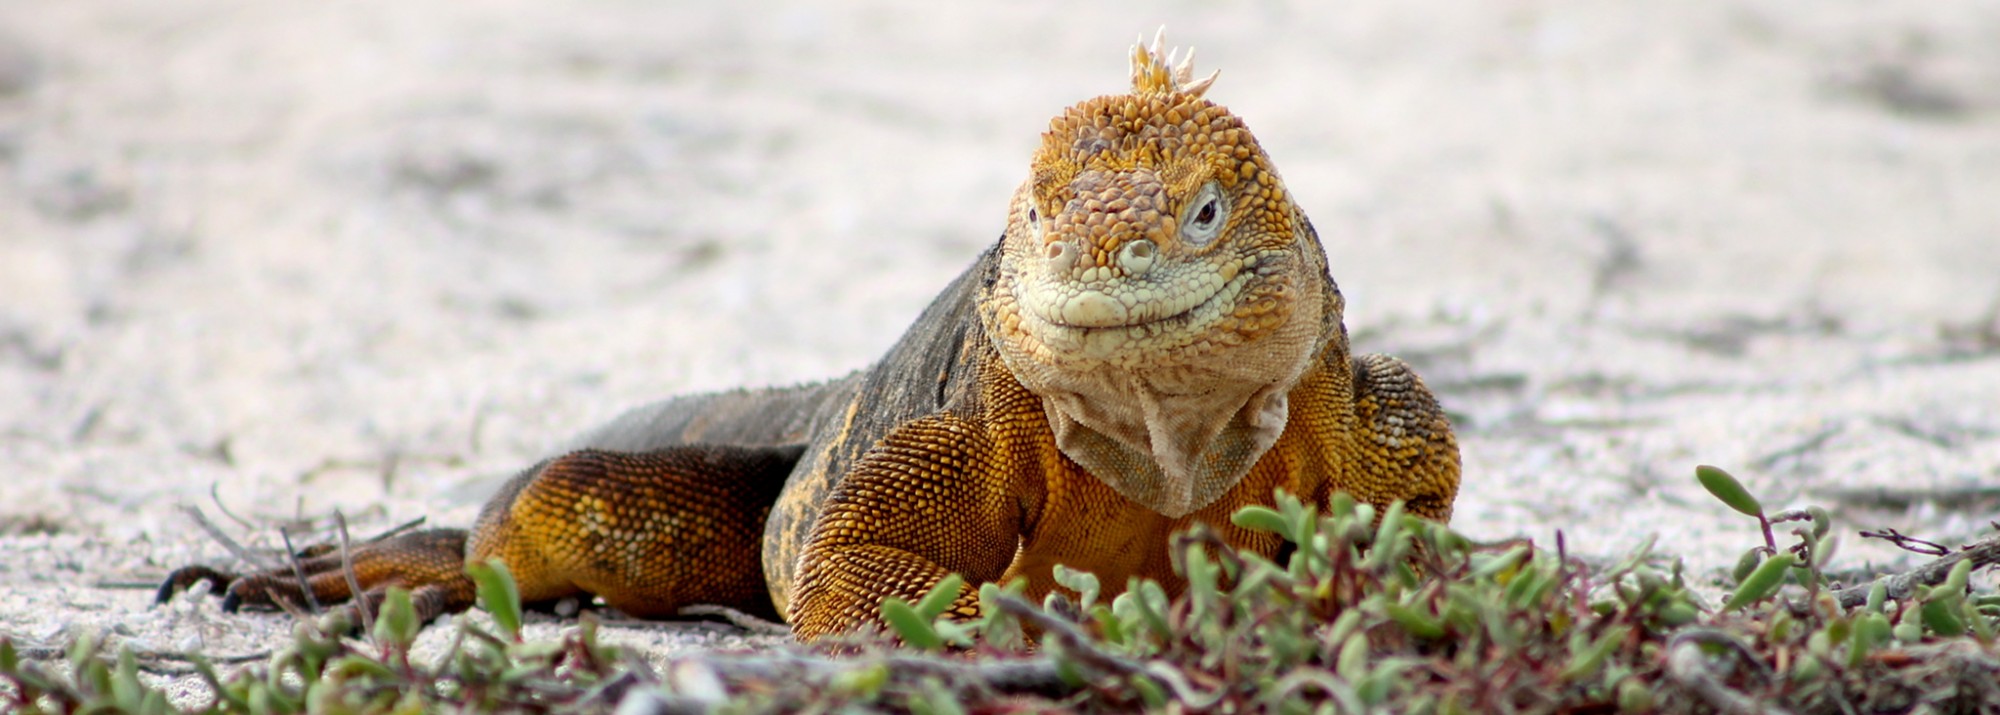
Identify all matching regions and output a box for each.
[157,528,476,626]
[155,564,236,605]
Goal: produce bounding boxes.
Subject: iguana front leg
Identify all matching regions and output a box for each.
[1345,353,1460,523]
[785,413,1033,641]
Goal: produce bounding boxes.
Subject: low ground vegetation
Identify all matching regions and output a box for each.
[4,466,1997,713]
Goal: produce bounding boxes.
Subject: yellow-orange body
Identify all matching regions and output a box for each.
[162,37,1461,642]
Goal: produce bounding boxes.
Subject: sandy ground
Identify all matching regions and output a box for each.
[3,0,1999,697]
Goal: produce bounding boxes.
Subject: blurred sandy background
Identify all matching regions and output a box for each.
[3,0,1999,676]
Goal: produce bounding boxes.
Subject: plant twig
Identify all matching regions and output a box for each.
[363,516,429,544]
[1834,533,2000,609]
[13,645,268,666]
[989,593,1143,678]
[277,527,323,615]
[334,511,375,638]
[986,592,1228,706]
[95,580,172,590]
[1858,527,1949,556]
[131,650,271,676]
[207,483,255,531]
[177,505,274,571]
[1666,630,1792,715]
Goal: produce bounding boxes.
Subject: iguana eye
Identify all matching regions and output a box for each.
[1180,182,1227,246]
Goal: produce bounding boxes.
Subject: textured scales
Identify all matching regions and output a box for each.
[988,36,1326,518]
[160,37,1462,643]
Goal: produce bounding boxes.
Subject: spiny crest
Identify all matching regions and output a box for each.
[1129,28,1219,99]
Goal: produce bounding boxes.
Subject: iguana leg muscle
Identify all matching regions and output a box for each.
[469,445,799,619]
[786,414,1028,640]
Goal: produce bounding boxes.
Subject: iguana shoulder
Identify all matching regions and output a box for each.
[759,246,1000,615]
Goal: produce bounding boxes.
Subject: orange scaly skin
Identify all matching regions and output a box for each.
[161,37,1461,642]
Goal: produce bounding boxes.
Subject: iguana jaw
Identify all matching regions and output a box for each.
[1016,255,1248,353]
[1021,239,1251,330]
[1013,250,1266,363]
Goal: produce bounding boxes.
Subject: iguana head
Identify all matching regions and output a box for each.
[982,34,1339,517]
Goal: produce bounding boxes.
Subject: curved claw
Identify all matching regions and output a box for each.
[155,564,239,606]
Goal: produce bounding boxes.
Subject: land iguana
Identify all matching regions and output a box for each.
[159,36,1462,642]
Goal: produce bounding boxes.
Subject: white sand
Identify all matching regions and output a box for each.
[3,0,1998,691]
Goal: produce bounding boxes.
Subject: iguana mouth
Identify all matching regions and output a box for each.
[1022,255,1258,333]
[1040,261,1240,331]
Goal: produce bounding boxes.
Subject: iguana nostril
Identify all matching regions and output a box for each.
[1045,242,1075,272]
[1118,239,1157,276]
